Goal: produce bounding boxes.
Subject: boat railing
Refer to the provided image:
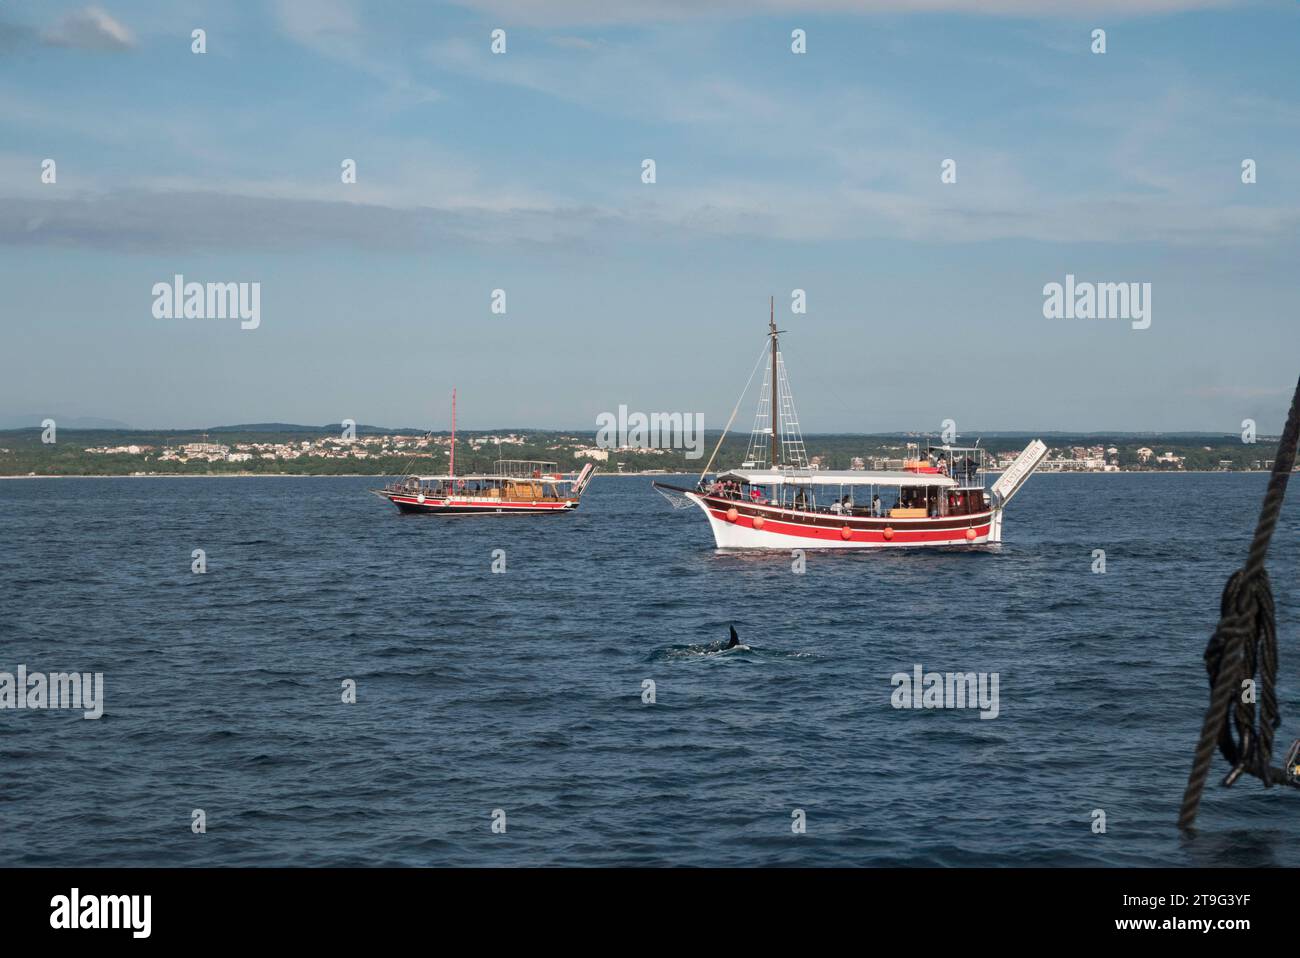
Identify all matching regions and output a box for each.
[493,460,562,479]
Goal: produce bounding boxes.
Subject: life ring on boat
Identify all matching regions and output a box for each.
[966,527,977,541]
[883,526,894,541]
[840,526,852,540]
[726,507,739,522]
[752,515,765,530]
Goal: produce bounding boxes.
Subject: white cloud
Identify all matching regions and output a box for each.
[426,33,785,127]
[547,35,600,50]
[274,0,361,56]
[273,0,441,105]
[3,169,1295,254]
[0,188,600,252]
[449,0,1237,27]
[41,6,135,51]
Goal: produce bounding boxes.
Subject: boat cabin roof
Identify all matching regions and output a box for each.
[717,468,956,489]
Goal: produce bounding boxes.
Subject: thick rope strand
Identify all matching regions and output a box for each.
[1179,374,1300,832]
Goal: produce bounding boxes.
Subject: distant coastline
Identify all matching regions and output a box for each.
[1,425,1285,478]
[0,469,1287,480]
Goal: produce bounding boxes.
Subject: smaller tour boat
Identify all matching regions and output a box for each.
[372,459,596,515]
[370,388,596,515]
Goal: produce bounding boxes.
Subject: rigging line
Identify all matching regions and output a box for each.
[1179,373,1300,833]
[389,433,418,480]
[403,432,426,478]
[394,428,434,481]
[698,338,772,484]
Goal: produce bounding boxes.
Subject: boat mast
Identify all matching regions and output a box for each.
[769,296,779,469]
[450,387,456,479]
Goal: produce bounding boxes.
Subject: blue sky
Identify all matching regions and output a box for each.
[1,0,1297,433]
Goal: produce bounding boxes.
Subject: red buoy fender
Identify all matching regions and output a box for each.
[966,528,977,541]
[726,507,739,522]
[883,526,894,541]
[840,526,852,540]
[753,515,766,530]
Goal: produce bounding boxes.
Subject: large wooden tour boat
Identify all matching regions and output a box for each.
[653,302,1047,549]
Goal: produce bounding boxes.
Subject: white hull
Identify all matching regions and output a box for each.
[685,492,996,550]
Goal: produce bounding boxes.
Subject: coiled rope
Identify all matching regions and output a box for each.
[1179,374,1300,832]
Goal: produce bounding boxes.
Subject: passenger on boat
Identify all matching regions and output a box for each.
[840,495,853,515]
[871,494,882,517]
[830,500,843,515]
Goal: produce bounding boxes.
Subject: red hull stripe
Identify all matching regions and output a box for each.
[709,509,990,542]
[701,495,990,528]
[389,496,569,509]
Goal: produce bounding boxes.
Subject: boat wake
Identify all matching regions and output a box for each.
[647,643,813,663]
[648,643,751,662]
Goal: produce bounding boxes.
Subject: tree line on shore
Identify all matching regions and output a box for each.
[0,427,1282,476]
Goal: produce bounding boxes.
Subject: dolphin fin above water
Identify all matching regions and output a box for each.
[728,625,740,649]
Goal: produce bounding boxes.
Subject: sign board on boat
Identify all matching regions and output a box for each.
[991,439,1048,508]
